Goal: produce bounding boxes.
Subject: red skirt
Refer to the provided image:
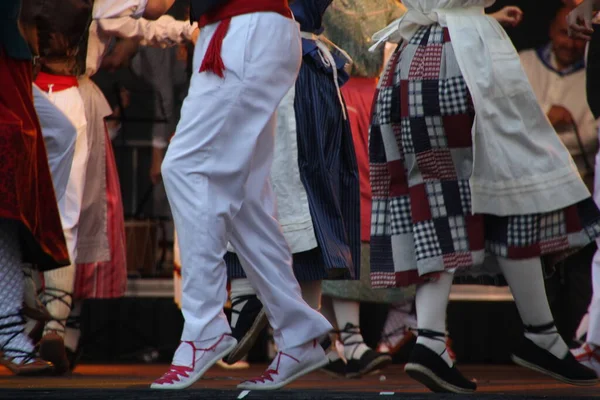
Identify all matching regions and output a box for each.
[74,127,127,299]
[341,77,377,243]
[0,50,69,269]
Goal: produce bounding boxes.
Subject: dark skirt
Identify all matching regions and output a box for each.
[369,24,600,289]
[227,57,361,282]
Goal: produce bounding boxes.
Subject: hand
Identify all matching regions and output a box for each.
[191,28,200,45]
[150,147,165,185]
[491,6,524,28]
[567,0,598,40]
[547,105,574,127]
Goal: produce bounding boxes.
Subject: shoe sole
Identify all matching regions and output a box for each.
[405,363,476,394]
[346,355,393,379]
[0,351,53,376]
[151,340,238,390]
[321,366,346,379]
[511,354,599,386]
[237,357,329,390]
[226,309,268,364]
[39,335,70,375]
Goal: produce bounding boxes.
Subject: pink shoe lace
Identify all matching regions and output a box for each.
[244,351,300,384]
[154,334,230,385]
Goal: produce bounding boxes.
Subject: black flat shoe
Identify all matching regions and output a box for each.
[225,295,268,364]
[321,357,346,378]
[512,337,598,386]
[405,338,476,394]
[346,349,392,379]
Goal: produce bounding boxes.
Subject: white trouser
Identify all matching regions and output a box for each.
[587,147,600,345]
[45,86,89,261]
[162,12,332,350]
[32,84,77,206]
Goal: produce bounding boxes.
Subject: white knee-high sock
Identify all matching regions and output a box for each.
[381,300,417,346]
[0,224,35,363]
[42,263,75,337]
[230,278,257,328]
[415,271,454,367]
[332,298,369,359]
[299,280,322,311]
[497,257,568,359]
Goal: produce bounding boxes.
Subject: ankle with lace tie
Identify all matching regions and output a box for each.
[335,323,367,360]
[154,334,232,385]
[415,328,456,363]
[245,351,301,384]
[42,287,73,336]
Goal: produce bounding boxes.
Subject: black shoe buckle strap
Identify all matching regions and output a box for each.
[413,329,451,360]
[414,329,446,340]
[524,322,556,334]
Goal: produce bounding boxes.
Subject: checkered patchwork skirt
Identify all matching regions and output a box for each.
[369,24,600,289]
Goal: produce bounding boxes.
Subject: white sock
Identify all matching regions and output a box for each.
[497,257,568,359]
[415,272,454,367]
[332,298,369,360]
[42,264,75,337]
[300,280,322,311]
[0,224,35,364]
[382,300,417,346]
[230,278,257,328]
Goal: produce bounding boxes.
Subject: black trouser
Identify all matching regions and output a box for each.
[544,244,596,345]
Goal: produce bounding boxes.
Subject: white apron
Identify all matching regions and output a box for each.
[371,0,590,216]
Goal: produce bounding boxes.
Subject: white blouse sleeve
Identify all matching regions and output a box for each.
[92,0,149,19]
[98,15,197,47]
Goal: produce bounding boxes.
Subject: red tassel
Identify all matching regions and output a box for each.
[199,18,232,78]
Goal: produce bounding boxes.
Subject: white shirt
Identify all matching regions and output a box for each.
[85,0,148,76]
[98,15,198,49]
[84,0,195,77]
[372,0,589,216]
[520,47,598,178]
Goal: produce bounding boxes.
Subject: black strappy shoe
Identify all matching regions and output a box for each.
[511,322,598,386]
[38,287,72,375]
[225,294,268,364]
[323,323,392,379]
[404,329,476,393]
[0,313,53,376]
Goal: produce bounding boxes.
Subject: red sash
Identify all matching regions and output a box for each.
[198,0,292,78]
